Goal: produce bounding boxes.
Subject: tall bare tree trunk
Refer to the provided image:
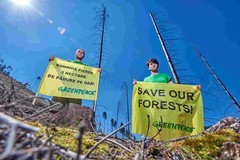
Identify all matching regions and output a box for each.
[194,46,240,109]
[93,5,108,113]
[149,12,181,84]
[98,6,106,69]
[122,82,130,132]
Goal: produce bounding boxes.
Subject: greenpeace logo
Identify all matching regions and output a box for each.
[58,86,96,95]
[152,121,195,133]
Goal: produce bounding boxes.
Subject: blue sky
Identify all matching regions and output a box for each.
[0,0,239,133]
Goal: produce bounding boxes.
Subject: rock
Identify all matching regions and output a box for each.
[219,142,240,159]
[41,103,95,131]
[205,116,240,133]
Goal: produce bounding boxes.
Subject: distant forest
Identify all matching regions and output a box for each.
[0,57,12,75]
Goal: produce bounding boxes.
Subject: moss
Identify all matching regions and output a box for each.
[145,129,239,159]
[180,129,240,159]
[23,120,239,159]
[25,121,110,155]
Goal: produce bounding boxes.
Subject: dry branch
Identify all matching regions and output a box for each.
[0,112,39,131]
[94,137,133,153]
[147,116,163,140]
[84,122,131,159]
[0,96,48,109]
[24,102,60,120]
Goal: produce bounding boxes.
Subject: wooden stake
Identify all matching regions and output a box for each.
[31,93,39,106]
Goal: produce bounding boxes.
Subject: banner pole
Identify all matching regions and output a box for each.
[32,92,39,106]
[93,100,97,113]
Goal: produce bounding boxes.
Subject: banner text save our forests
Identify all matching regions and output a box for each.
[137,86,195,114]
[132,82,204,140]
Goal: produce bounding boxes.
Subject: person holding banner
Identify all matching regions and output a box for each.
[49,48,86,64]
[133,58,201,88]
[133,58,173,84]
[48,48,101,112]
[132,58,203,140]
[144,58,174,84]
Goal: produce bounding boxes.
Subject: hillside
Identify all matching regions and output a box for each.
[0,72,49,109]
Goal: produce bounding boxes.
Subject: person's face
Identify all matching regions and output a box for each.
[148,62,158,72]
[76,49,85,60]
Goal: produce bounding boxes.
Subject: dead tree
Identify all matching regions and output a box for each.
[116,100,121,127]
[121,82,130,132]
[92,4,110,113]
[194,46,240,110]
[149,12,181,84]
